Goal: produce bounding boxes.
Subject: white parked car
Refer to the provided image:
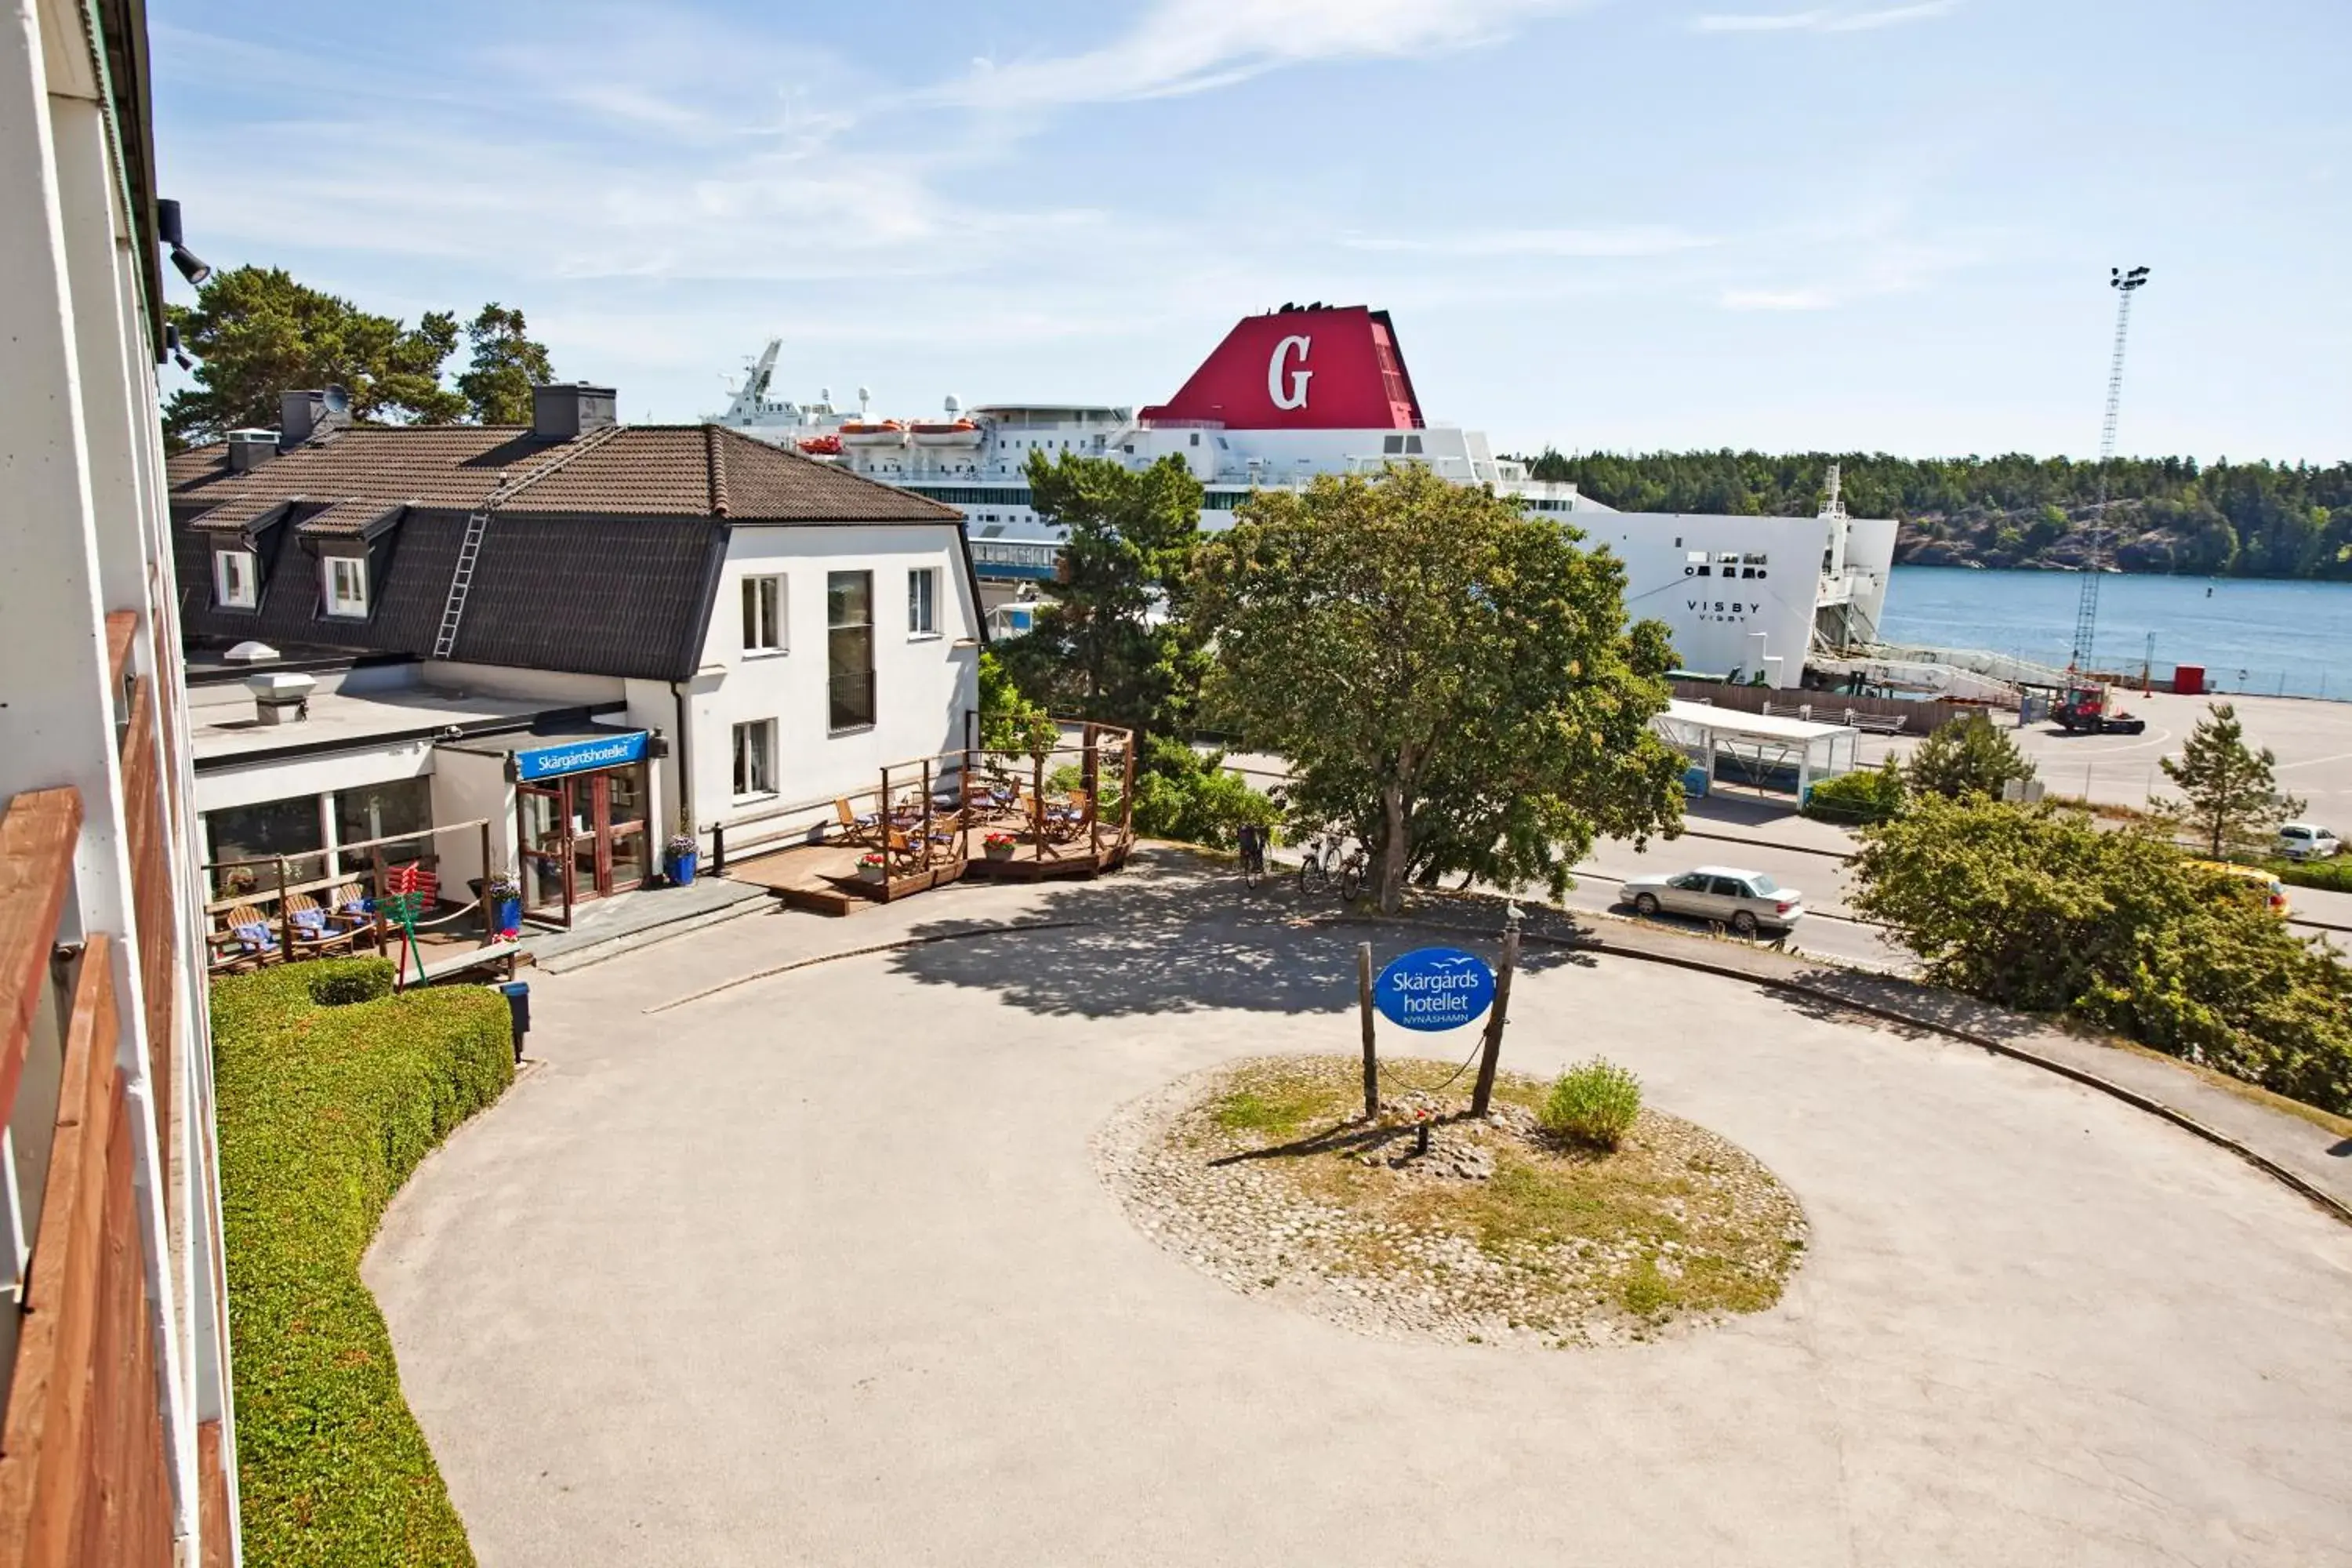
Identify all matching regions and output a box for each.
[1618,866,1805,936]
[2277,822,2340,861]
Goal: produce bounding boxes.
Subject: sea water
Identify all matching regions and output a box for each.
[1876,567,2352,700]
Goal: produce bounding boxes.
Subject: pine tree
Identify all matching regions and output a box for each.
[1904,713,2036,801]
[2159,703,2304,859]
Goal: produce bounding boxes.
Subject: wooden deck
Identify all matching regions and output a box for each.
[724,840,969,916]
[725,826,1134,916]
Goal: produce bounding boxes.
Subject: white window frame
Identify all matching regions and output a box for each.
[214,546,259,609]
[322,554,368,619]
[908,567,939,637]
[742,573,786,655]
[731,718,777,800]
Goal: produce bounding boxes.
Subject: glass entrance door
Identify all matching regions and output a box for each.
[602,765,649,892]
[518,784,572,926]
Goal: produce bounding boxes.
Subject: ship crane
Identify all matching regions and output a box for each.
[2071,266,2151,673]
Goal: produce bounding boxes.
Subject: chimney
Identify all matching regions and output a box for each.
[532,382,618,440]
[227,428,278,472]
[279,385,351,447]
[245,670,316,726]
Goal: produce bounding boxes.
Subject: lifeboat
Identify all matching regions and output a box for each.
[908,418,982,448]
[837,419,907,448]
[796,434,843,456]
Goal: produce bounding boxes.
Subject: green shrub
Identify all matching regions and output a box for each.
[213,957,514,1566]
[1853,797,2352,1113]
[1802,759,1907,824]
[1131,735,1279,848]
[2271,855,2352,895]
[1538,1058,1644,1149]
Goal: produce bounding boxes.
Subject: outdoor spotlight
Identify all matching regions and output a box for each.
[165,322,194,372]
[156,197,211,286]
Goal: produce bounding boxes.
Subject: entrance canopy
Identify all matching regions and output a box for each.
[1652,699,1861,801]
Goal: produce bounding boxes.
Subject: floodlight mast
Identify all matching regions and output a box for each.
[2070,265,2151,676]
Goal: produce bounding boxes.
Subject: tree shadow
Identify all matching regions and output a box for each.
[887,853,1585,1019]
[1758,963,2042,1045]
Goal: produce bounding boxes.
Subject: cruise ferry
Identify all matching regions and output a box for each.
[710,305,1896,688]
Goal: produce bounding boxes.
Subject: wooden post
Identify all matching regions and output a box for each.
[1358,942,1378,1119]
[479,820,492,938]
[962,746,974,858]
[1470,924,1521,1118]
[1086,724,1101,860]
[275,856,291,965]
[921,759,934,872]
[1033,751,1046,864]
[1121,730,1136,843]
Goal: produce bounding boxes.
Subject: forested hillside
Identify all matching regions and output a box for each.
[1522,449,2352,580]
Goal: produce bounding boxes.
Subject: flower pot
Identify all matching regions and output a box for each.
[665,848,699,887]
[983,842,1015,862]
[855,863,886,883]
[494,895,522,938]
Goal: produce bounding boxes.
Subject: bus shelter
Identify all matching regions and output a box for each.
[1651,699,1862,803]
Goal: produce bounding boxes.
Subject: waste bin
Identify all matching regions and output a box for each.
[498,980,530,1064]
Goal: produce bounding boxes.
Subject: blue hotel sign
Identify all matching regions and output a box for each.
[1373,947,1497,1033]
[515,731,648,783]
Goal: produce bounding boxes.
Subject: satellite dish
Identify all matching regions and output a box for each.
[944,394,961,416]
[321,385,351,416]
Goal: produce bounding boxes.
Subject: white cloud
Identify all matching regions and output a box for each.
[1340,225,1719,259]
[927,0,1589,111]
[1719,286,1837,310]
[1689,2,1956,34]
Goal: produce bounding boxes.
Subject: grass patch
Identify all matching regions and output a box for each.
[213,958,514,1567]
[1184,1055,1806,1341]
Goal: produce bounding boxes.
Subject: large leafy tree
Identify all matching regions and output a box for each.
[1851,796,2350,1112]
[164,267,466,446]
[1190,466,1686,913]
[2159,702,2303,858]
[456,303,557,425]
[992,452,1205,742]
[1904,712,2036,800]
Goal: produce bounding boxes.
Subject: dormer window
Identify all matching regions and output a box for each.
[323,554,368,618]
[214,547,259,609]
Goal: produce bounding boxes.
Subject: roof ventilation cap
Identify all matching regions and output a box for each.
[227,429,278,472]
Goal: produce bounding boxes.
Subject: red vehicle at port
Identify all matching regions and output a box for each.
[2051,684,2147,735]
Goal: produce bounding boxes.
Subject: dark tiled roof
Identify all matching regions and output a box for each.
[169,423,960,523]
[188,495,292,535]
[296,499,406,540]
[168,419,963,683]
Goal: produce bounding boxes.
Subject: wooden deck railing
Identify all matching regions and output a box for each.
[0,792,174,1566]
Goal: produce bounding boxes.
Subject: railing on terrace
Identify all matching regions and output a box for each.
[710,722,1138,884]
[201,817,508,989]
[0,789,175,1566]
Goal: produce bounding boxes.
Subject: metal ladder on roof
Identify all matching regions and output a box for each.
[429,422,626,661]
[431,507,492,659]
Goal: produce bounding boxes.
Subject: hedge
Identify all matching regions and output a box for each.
[2271,855,2352,896]
[213,958,514,1567]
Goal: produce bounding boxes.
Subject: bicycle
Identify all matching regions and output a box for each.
[1236,823,1269,891]
[1297,835,1367,901]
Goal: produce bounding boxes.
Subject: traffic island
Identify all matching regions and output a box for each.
[1095,1054,1807,1348]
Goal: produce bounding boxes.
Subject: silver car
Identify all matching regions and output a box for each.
[1620,865,1805,936]
[2278,822,2340,862]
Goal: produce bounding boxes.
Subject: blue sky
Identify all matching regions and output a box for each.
[151,0,2349,461]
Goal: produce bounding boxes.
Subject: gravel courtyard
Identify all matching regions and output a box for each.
[365,855,2352,1567]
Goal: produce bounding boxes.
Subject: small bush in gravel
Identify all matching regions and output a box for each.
[1540,1059,1642,1149]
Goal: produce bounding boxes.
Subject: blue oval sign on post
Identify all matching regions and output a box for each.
[1374,947,1497,1033]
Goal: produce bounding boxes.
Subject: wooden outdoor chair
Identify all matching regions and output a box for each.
[209,903,285,972]
[1046,789,1094,844]
[833,797,881,848]
[285,891,362,958]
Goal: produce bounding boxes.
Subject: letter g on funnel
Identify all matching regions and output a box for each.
[1268,335,1312,411]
